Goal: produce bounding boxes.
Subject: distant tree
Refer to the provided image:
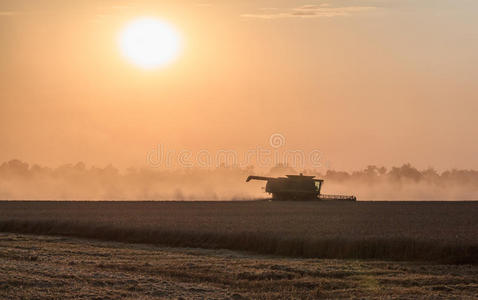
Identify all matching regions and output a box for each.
[0,159,30,177]
[388,163,422,182]
[268,163,297,176]
[325,170,351,182]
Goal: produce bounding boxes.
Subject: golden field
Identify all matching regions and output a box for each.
[0,201,476,263]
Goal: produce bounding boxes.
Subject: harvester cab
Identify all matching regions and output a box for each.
[246,173,356,201]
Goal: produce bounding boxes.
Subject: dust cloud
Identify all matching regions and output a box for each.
[0,160,477,200]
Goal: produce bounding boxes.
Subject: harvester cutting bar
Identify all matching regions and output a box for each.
[319,194,356,201]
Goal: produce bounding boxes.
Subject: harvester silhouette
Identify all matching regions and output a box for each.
[246,173,356,201]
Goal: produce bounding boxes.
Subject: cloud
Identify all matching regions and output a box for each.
[195,3,213,7]
[0,11,18,17]
[241,4,376,19]
[111,5,129,9]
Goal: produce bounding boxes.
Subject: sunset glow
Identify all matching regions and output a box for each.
[1,0,478,171]
[119,18,181,69]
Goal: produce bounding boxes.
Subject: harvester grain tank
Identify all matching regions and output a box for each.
[246,173,356,201]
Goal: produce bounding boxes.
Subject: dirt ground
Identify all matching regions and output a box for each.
[1,233,477,299]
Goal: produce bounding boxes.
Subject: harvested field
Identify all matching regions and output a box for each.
[0,201,477,263]
[1,233,478,299]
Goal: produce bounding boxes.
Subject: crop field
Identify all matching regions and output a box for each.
[0,201,477,263]
[1,233,478,299]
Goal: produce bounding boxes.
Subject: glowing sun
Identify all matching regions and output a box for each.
[119,18,181,69]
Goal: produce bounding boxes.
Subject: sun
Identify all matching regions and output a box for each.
[119,17,181,69]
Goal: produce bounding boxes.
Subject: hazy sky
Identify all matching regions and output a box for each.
[1,0,477,171]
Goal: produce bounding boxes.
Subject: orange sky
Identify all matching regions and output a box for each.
[1,0,478,171]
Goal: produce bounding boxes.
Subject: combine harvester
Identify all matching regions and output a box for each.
[246,173,356,201]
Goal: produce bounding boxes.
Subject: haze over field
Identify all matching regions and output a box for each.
[1,159,478,200]
[1,0,478,173]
